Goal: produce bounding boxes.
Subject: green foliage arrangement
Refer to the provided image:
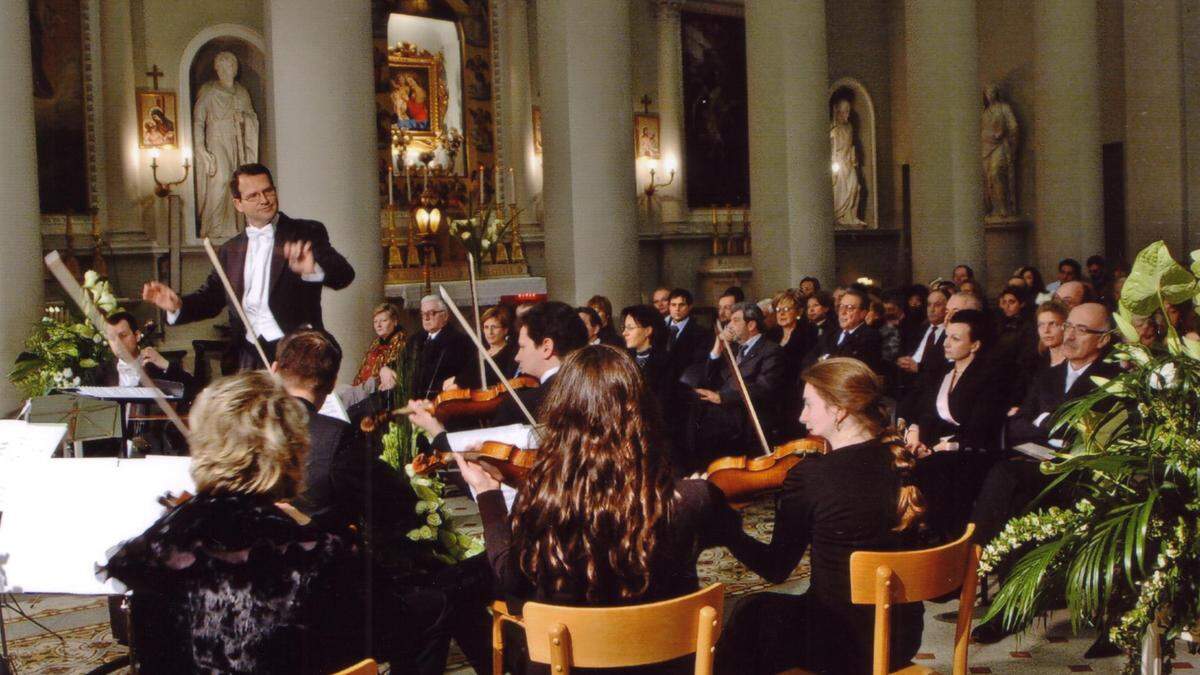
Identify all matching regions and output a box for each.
[447,203,517,268]
[9,271,121,399]
[981,241,1200,671]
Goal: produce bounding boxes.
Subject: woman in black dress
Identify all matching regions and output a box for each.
[453,345,728,672]
[716,357,927,674]
[621,303,671,403]
[764,289,815,440]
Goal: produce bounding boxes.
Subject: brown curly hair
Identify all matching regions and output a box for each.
[509,344,675,603]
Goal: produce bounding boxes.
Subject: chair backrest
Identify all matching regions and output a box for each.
[849,524,980,675]
[521,583,724,674]
[330,658,377,675]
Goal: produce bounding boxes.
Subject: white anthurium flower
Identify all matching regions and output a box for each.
[481,239,490,250]
[1149,362,1178,390]
[83,270,99,288]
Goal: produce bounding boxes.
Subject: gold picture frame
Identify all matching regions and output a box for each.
[387,42,448,141]
[634,113,660,159]
[136,89,178,148]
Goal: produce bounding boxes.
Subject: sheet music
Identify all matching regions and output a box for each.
[0,421,68,511]
[444,424,535,511]
[1014,442,1057,461]
[0,457,194,595]
[318,393,350,424]
[75,386,180,400]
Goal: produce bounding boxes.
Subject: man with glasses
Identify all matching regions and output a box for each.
[805,287,883,373]
[142,163,355,369]
[970,302,1123,649]
[405,295,473,401]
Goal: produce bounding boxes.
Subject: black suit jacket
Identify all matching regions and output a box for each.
[1006,357,1123,448]
[407,327,475,401]
[909,357,1005,452]
[666,317,709,371]
[806,323,884,374]
[173,213,355,341]
[702,337,788,434]
[631,347,672,404]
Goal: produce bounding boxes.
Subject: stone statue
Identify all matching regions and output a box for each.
[830,98,864,226]
[981,83,1019,219]
[194,51,259,240]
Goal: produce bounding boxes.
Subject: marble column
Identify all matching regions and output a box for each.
[266,0,381,383]
[0,0,45,410]
[498,0,538,223]
[655,0,686,224]
[745,0,833,295]
[1033,0,1103,271]
[535,0,638,307]
[904,0,984,286]
[1124,0,1188,255]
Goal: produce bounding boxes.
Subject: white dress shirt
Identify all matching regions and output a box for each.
[911,324,945,364]
[116,359,141,387]
[540,365,560,384]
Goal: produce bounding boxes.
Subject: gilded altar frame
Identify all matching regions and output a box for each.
[387,42,449,143]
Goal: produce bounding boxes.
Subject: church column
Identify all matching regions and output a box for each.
[1033,0,1103,271]
[1124,0,1188,254]
[498,0,537,223]
[535,0,638,307]
[655,0,686,224]
[0,0,46,410]
[904,0,984,285]
[265,0,381,382]
[745,0,834,294]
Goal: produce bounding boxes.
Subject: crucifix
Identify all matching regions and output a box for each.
[146,64,164,89]
[640,94,652,115]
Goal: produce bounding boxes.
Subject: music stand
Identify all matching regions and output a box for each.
[28,394,121,455]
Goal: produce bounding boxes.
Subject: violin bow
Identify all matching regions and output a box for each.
[438,285,537,427]
[44,251,190,439]
[720,337,771,457]
[202,238,271,369]
[467,252,486,388]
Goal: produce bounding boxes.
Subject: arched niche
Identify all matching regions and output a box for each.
[176,24,271,243]
[828,77,878,230]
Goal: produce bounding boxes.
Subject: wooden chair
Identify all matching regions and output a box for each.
[849,524,981,675]
[491,583,725,675]
[330,658,377,675]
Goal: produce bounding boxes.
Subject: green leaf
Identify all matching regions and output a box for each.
[1113,310,1140,343]
[1121,240,1197,315]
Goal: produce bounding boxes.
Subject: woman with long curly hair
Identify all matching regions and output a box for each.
[454,344,726,667]
[715,357,929,674]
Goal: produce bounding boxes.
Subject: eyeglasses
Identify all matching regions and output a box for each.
[838,304,863,312]
[421,310,447,319]
[238,186,277,204]
[776,305,798,314]
[1062,322,1108,336]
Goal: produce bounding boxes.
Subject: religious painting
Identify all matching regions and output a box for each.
[634,114,660,159]
[30,0,89,214]
[681,11,750,208]
[136,90,178,148]
[532,106,543,155]
[465,55,491,101]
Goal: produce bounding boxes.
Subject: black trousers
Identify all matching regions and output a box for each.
[236,337,280,371]
[969,457,1055,546]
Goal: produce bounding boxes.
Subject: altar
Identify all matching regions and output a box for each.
[384,276,546,308]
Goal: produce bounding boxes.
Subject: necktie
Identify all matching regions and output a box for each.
[669,324,680,349]
[246,224,274,242]
[921,327,938,362]
[837,331,846,346]
[737,344,749,364]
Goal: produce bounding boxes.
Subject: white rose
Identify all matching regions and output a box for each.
[1149,362,1178,390]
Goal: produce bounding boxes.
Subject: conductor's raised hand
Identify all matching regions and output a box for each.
[284,239,317,276]
[142,281,182,312]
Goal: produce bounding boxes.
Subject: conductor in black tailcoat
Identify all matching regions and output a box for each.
[141,163,355,370]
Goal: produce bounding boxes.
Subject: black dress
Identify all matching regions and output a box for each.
[715,439,925,675]
[764,324,816,440]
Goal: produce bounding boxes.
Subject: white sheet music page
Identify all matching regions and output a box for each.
[75,386,172,400]
[0,457,194,595]
[443,424,535,511]
[0,420,68,512]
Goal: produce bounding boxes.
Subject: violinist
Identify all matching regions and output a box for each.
[715,357,927,674]
[408,301,587,447]
[451,345,729,673]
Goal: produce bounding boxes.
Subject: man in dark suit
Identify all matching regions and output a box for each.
[405,294,475,401]
[409,301,589,444]
[970,303,1122,648]
[141,163,354,370]
[805,287,883,373]
[664,288,709,372]
[686,302,787,471]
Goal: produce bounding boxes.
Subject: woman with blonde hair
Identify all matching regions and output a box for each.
[716,357,927,674]
[102,371,365,673]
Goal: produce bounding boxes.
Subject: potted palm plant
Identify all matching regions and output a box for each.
[981,241,1200,672]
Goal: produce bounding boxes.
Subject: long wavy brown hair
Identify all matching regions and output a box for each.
[802,357,926,532]
[509,344,675,603]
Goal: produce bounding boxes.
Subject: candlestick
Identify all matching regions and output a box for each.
[478,164,485,211]
[405,165,412,202]
[387,166,395,205]
[494,165,501,209]
[508,167,516,206]
[423,164,429,192]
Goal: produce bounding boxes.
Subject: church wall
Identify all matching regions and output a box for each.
[1097,0,1126,146]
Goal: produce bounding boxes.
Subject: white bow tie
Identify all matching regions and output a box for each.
[246,225,275,241]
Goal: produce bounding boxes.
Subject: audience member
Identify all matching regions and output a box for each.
[1034,300,1070,370]
[405,294,473,400]
[798,276,820,299]
[586,294,623,346]
[806,290,835,339]
[805,287,883,374]
[651,286,671,318]
[621,303,671,402]
[1054,280,1087,309]
[766,289,816,439]
[337,302,405,409]
[1045,257,1082,294]
[1019,265,1047,296]
[952,264,974,286]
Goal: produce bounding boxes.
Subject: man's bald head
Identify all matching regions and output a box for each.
[1063,302,1112,365]
[1055,281,1087,309]
[946,292,983,321]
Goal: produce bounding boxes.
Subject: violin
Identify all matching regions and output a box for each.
[705,436,828,508]
[359,375,539,433]
[410,440,538,486]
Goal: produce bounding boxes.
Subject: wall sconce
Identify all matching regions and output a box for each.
[413,204,442,294]
[150,148,191,198]
[643,156,676,198]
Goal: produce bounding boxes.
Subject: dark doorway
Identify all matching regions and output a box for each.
[1102,143,1126,267]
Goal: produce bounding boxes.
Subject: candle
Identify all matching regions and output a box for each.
[387,166,395,206]
[405,164,412,202]
[494,164,501,209]
[390,144,400,175]
[423,164,429,192]
[478,164,485,211]
[507,167,516,206]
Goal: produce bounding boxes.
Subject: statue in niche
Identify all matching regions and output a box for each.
[830,98,864,226]
[194,51,259,240]
[981,83,1019,219]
